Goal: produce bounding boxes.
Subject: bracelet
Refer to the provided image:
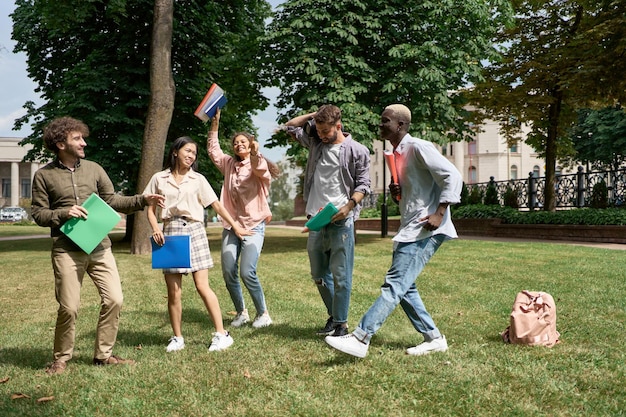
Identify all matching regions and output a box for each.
[349,197,358,207]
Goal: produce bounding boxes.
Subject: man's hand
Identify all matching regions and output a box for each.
[389,182,401,204]
[68,205,88,219]
[144,194,166,208]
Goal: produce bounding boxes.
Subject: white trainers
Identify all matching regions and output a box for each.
[208,331,234,352]
[252,312,272,328]
[325,334,369,358]
[166,336,185,352]
[231,310,250,327]
[406,336,448,356]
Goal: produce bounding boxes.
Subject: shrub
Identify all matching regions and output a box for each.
[589,181,609,209]
[484,182,499,205]
[452,204,626,225]
[467,186,484,205]
[502,186,520,209]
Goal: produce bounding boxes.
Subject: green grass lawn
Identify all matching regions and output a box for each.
[0,225,624,416]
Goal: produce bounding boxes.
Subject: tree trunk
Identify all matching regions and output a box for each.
[544,87,563,212]
[131,0,175,254]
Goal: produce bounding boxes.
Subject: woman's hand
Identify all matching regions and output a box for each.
[151,229,165,246]
[210,108,221,132]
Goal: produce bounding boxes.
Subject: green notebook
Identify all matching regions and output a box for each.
[304,202,339,231]
[60,193,121,254]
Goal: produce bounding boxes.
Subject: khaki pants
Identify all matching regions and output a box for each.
[51,248,124,362]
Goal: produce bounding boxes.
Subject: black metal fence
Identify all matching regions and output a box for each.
[466,167,626,210]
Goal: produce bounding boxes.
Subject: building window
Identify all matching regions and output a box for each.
[510,142,518,153]
[2,179,10,198]
[450,144,454,156]
[468,141,476,155]
[533,165,540,178]
[510,165,518,180]
[374,148,379,163]
[21,178,31,198]
[555,166,562,177]
[442,146,447,156]
[468,166,477,184]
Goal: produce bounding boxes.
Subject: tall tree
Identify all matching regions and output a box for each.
[467,0,626,210]
[11,0,271,233]
[260,0,513,167]
[131,0,175,254]
[566,106,626,172]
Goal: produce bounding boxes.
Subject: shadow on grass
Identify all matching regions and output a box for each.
[0,347,51,370]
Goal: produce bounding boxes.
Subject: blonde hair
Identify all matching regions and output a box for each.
[384,104,411,124]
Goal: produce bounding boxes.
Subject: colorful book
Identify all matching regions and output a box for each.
[194,83,227,122]
[60,193,121,254]
[151,235,192,269]
[303,203,339,232]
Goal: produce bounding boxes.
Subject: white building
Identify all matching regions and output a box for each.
[0,137,44,208]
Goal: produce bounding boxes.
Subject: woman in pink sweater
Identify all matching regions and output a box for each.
[207,109,277,328]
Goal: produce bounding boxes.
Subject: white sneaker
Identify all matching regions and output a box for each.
[208,331,234,352]
[252,313,272,328]
[325,334,369,358]
[166,336,185,352]
[406,336,448,356]
[231,310,250,327]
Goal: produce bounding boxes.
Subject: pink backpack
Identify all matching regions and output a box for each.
[501,290,560,347]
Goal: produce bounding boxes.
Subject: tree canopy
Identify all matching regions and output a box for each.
[467,0,626,210]
[260,0,514,164]
[11,0,271,193]
[566,106,626,172]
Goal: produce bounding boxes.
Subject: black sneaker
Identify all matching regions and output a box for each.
[330,325,349,337]
[316,316,337,335]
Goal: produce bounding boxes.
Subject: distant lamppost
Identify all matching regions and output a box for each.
[381,142,388,238]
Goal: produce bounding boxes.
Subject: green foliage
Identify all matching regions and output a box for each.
[271,200,295,221]
[11,0,271,194]
[453,204,626,225]
[502,186,520,209]
[467,1,626,210]
[566,106,626,172]
[261,0,513,162]
[483,181,499,205]
[589,181,609,209]
[466,186,484,205]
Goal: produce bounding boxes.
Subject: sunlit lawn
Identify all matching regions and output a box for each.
[0,224,624,416]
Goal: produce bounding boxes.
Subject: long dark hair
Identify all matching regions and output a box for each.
[165,136,199,171]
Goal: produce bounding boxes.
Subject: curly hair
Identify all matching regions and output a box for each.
[42,117,90,154]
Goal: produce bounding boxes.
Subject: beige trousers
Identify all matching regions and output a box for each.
[50,248,124,362]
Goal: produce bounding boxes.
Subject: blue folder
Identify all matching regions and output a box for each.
[151,235,192,269]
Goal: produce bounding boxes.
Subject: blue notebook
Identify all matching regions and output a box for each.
[60,193,121,254]
[151,235,192,269]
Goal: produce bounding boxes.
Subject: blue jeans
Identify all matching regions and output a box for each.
[353,234,447,344]
[221,222,267,315]
[307,217,354,324]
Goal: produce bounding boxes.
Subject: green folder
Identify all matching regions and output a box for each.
[304,203,339,231]
[60,193,121,254]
